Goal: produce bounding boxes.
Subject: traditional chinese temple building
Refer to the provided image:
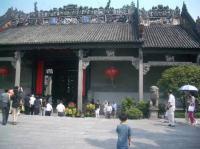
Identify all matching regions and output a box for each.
[0,2,200,111]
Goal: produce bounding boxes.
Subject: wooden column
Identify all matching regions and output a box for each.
[138,48,143,100]
[77,50,83,112]
[35,60,44,95]
[14,51,21,87]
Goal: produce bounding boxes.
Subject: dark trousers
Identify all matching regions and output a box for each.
[45,111,51,116]
[34,107,40,115]
[30,105,34,115]
[1,104,10,125]
[58,112,65,117]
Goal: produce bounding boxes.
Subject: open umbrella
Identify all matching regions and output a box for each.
[179,84,198,92]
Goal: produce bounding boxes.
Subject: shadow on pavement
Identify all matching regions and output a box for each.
[85,120,200,149]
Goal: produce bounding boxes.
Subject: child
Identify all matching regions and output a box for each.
[116,113,132,149]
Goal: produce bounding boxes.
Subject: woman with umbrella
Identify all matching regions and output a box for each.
[179,84,198,126]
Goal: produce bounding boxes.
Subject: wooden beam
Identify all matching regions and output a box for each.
[82,56,138,62]
[0,57,14,61]
[147,61,195,66]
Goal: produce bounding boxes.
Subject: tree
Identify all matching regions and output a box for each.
[157,65,200,109]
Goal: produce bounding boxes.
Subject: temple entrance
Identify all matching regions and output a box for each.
[44,60,78,106]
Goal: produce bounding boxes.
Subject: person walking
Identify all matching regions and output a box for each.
[103,100,108,117]
[187,93,197,126]
[112,102,117,118]
[116,113,132,149]
[34,96,41,115]
[29,94,36,115]
[18,86,24,115]
[167,90,176,127]
[106,102,112,118]
[56,100,65,117]
[41,97,46,116]
[24,94,30,115]
[11,86,22,125]
[45,101,53,116]
[0,89,14,125]
[95,100,100,118]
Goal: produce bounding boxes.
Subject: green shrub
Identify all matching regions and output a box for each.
[175,111,185,118]
[195,112,200,118]
[126,107,143,119]
[136,101,149,118]
[121,97,136,112]
[175,111,200,118]
[120,98,149,118]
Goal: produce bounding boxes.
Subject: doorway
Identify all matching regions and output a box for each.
[44,60,78,106]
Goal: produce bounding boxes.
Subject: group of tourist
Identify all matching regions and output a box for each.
[165,90,198,127]
[0,87,131,148]
[93,99,118,118]
[103,101,118,118]
[0,87,69,125]
[23,94,67,117]
[24,94,53,116]
[1,89,198,148]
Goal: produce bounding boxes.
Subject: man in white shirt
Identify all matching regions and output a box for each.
[45,101,53,116]
[29,95,36,115]
[167,90,176,127]
[56,101,65,117]
[106,102,113,118]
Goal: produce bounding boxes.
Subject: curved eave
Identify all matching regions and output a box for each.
[143,46,200,54]
[0,40,143,51]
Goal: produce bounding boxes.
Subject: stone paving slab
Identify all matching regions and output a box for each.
[0,114,200,149]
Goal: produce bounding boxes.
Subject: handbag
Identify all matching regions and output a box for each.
[188,105,195,112]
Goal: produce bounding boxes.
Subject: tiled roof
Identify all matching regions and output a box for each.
[0,23,199,49]
[0,23,135,44]
[143,25,200,48]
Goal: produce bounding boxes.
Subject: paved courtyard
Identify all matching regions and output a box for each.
[0,114,200,149]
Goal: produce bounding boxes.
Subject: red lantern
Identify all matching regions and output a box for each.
[104,66,120,81]
[0,67,9,77]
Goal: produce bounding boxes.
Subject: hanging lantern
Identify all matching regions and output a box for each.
[104,66,120,81]
[0,67,9,77]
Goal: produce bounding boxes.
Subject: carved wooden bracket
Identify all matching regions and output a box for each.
[106,49,115,57]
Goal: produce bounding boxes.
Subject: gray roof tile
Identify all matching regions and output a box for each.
[143,25,200,48]
[0,23,199,49]
[0,23,135,44]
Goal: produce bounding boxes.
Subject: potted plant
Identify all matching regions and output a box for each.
[85,103,95,117]
[65,102,77,117]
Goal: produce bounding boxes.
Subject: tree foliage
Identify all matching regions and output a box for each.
[157,66,200,109]
[157,65,200,93]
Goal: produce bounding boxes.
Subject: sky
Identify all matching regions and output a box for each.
[0,0,199,20]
